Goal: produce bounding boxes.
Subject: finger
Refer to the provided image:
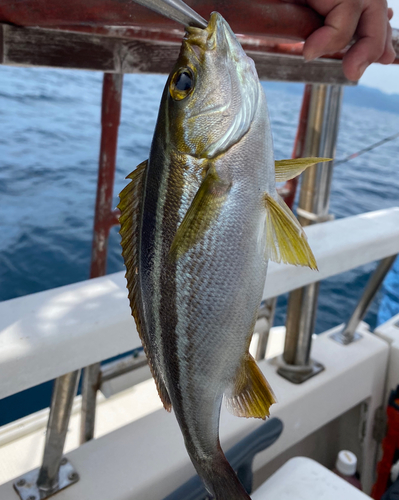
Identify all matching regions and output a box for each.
[388,7,394,20]
[377,20,396,65]
[303,0,361,61]
[342,3,388,80]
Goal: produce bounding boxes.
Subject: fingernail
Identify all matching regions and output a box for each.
[357,62,369,79]
[303,44,324,62]
[303,48,322,62]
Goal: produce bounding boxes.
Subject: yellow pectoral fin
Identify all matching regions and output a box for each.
[264,193,318,270]
[225,354,276,420]
[169,166,231,260]
[275,157,332,182]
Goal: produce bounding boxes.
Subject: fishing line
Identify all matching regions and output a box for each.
[334,131,399,166]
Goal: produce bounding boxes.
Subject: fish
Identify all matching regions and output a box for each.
[118,12,327,500]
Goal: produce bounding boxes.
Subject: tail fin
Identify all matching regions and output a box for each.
[198,455,251,500]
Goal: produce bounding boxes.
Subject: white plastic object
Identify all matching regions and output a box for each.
[252,457,370,500]
[336,450,357,476]
[391,459,399,483]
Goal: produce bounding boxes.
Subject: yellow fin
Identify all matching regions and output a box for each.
[225,354,276,420]
[169,166,230,260]
[118,161,172,412]
[264,193,318,270]
[275,157,332,182]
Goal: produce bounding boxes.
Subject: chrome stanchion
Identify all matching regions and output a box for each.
[80,363,101,444]
[255,298,277,361]
[13,371,80,500]
[278,84,343,384]
[331,255,397,345]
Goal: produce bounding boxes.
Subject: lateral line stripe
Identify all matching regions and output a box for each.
[159,153,188,417]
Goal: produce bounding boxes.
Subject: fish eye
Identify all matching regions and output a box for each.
[170,68,195,101]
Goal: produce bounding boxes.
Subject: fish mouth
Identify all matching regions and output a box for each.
[184,12,249,69]
[184,12,230,51]
[205,11,224,38]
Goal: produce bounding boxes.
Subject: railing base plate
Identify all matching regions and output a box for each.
[330,330,363,345]
[13,458,79,500]
[277,359,325,384]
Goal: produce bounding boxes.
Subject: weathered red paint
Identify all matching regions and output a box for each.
[90,73,123,278]
[278,84,312,209]
[1,1,396,65]
[0,0,323,41]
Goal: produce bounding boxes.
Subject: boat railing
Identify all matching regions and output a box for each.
[1,207,399,404]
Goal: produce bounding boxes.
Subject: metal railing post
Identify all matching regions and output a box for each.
[80,362,101,443]
[331,255,397,345]
[255,298,277,361]
[80,72,124,445]
[278,84,343,384]
[14,371,81,499]
[256,85,313,361]
[37,371,81,492]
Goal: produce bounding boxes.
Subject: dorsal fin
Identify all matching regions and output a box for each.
[118,160,171,411]
[225,353,276,419]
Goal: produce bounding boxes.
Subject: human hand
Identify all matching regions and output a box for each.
[283,0,396,81]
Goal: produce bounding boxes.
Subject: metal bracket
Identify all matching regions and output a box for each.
[296,208,335,223]
[330,329,363,345]
[277,358,325,384]
[13,458,79,500]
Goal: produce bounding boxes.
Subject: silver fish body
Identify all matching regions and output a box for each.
[119,11,317,499]
[144,94,271,499]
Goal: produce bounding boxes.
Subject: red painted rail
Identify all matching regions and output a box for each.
[1,1,397,64]
[278,84,313,209]
[90,73,123,279]
[0,0,323,40]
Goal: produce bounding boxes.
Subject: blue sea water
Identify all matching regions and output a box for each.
[1,65,399,425]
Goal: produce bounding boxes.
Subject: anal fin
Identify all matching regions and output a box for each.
[225,354,276,420]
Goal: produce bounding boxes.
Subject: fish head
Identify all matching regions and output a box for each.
[166,12,260,159]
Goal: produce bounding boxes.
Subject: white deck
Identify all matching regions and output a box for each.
[0,322,389,498]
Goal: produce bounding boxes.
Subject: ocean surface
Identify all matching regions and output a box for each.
[1,66,399,425]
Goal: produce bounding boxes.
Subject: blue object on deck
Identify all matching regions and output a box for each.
[163,418,283,500]
[381,477,399,499]
[378,256,399,326]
